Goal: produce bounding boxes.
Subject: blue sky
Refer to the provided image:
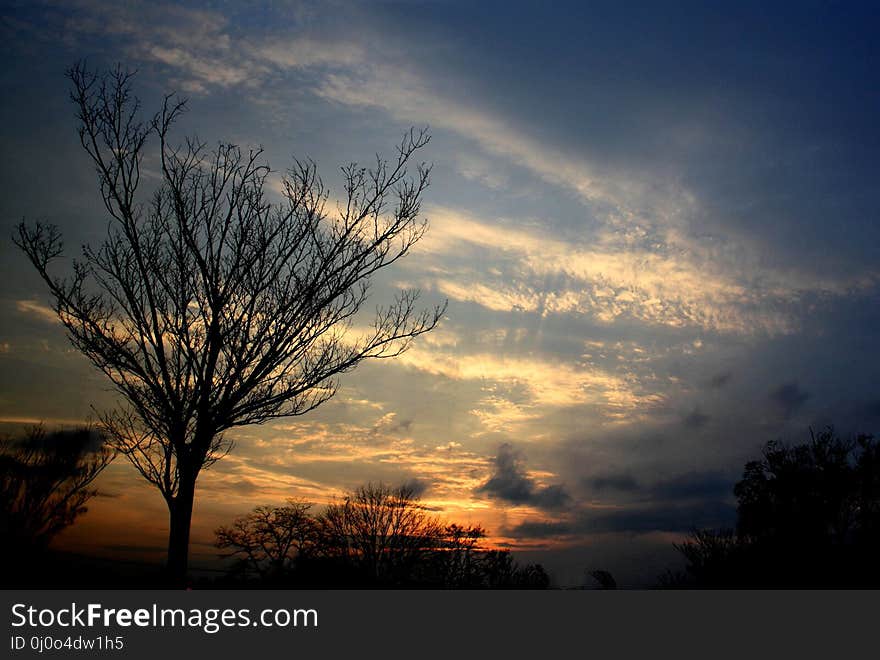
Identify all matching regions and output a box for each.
[1,0,879,585]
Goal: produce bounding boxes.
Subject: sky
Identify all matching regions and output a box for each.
[1,0,879,587]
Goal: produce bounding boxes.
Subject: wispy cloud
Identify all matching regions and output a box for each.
[49,1,878,331]
[15,299,57,323]
[411,207,863,334]
[395,346,662,428]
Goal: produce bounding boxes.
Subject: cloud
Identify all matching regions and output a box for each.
[185,410,495,510]
[770,382,810,418]
[400,477,430,498]
[411,206,866,335]
[649,471,732,501]
[476,443,570,511]
[584,470,733,503]
[683,407,710,429]
[857,400,880,421]
[508,469,736,540]
[15,300,57,323]
[454,152,510,190]
[255,38,364,71]
[315,65,644,214]
[708,371,733,388]
[53,1,877,340]
[393,345,663,431]
[54,1,267,94]
[311,64,876,337]
[0,415,89,427]
[56,3,372,97]
[586,472,640,493]
[511,520,572,538]
[510,499,736,538]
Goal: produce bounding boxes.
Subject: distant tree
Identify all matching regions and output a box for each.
[667,528,745,588]
[14,63,444,585]
[853,433,880,547]
[435,523,488,587]
[478,549,550,589]
[215,499,315,581]
[665,427,880,587]
[318,482,446,585]
[213,484,550,588]
[588,569,617,590]
[512,561,551,589]
[0,425,113,564]
[735,429,860,545]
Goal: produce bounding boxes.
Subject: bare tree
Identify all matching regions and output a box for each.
[14,63,445,584]
[438,523,488,587]
[318,482,446,583]
[211,487,551,587]
[215,499,315,580]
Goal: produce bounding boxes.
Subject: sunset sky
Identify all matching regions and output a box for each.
[2,0,879,586]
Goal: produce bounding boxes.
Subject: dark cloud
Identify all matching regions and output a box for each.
[478,444,533,503]
[400,477,430,498]
[649,471,732,501]
[386,417,413,435]
[771,382,810,418]
[585,472,639,493]
[527,470,738,540]
[510,500,736,539]
[510,520,571,538]
[708,371,733,389]
[586,500,736,534]
[584,470,732,502]
[683,407,710,429]
[857,400,880,421]
[533,484,571,510]
[477,443,571,510]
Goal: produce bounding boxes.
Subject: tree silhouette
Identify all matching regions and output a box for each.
[665,529,745,588]
[0,425,113,573]
[318,482,446,585]
[436,523,488,587]
[735,430,858,545]
[476,549,550,589]
[666,427,880,587]
[213,483,549,588]
[215,500,315,581]
[14,64,445,584]
[588,569,617,590]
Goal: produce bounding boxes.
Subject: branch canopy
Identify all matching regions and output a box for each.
[14,63,444,498]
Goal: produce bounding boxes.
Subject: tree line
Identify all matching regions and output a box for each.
[0,427,548,588]
[214,482,550,589]
[661,427,880,588]
[4,423,880,588]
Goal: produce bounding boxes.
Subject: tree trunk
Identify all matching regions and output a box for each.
[166,473,196,587]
